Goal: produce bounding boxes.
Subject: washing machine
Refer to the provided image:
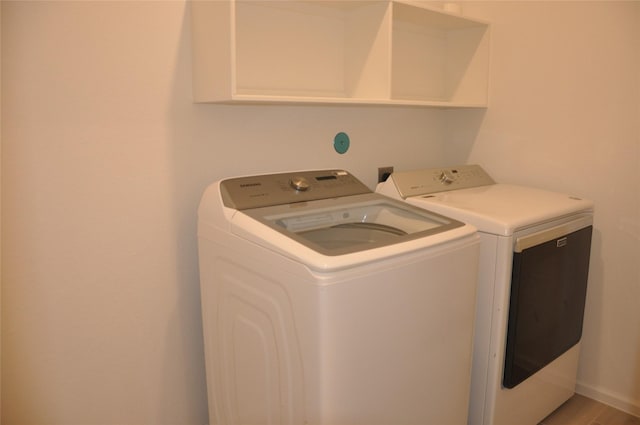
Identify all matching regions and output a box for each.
[377,164,594,425]
[197,169,480,425]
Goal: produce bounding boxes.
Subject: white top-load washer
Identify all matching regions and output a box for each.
[198,169,480,425]
[378,164,594,425]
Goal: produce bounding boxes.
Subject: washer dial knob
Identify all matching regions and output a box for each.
[290,176,310,191]
[439,171,455,185]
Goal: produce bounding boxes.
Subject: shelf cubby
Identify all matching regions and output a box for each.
[191,0,490,107]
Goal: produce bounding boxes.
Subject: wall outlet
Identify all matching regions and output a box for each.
[378,166,394,183]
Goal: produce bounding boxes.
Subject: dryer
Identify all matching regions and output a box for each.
[378,164,594,425]
[198,169,480,425]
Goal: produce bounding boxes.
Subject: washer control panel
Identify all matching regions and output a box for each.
[389,164,496,198]
[220,170,371,210]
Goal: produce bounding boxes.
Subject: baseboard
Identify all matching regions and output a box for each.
[576,381,640,418]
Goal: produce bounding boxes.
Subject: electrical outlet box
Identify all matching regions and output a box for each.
[378,166,394,183]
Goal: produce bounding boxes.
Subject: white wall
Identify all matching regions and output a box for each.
[447,1,640,416]
[0,2,446,423]
[1,1,639,424]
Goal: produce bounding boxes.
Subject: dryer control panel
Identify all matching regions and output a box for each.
[386,164,496,199]
[220,169,371,210]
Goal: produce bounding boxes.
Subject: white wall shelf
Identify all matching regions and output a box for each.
[191,0,490,107]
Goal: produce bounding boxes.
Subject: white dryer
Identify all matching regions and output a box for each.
[198,169,480,425]
[378,164,594,425]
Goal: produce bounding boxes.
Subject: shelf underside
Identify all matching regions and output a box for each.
[209,94,487,108]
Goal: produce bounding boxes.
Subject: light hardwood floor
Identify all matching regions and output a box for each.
[539,394,640,425]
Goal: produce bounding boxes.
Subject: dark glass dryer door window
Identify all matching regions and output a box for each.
[503,221,592,389]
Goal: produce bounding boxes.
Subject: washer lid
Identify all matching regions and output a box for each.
[406,184,594,236]
[237,193,467,257]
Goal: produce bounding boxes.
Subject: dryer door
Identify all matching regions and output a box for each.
[503,217,593,389]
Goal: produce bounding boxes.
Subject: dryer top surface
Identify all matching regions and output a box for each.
[404,183,593,236]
